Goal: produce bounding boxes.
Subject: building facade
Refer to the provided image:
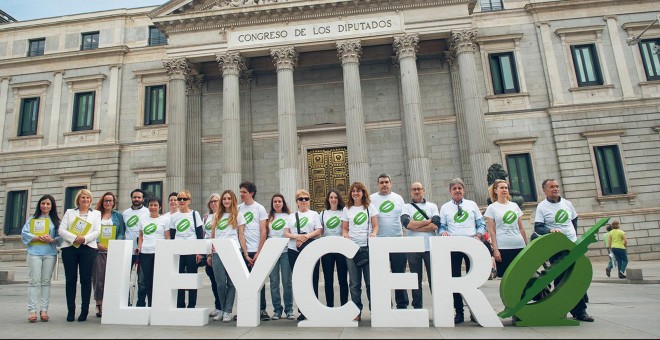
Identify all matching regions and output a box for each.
[1,0,659,261]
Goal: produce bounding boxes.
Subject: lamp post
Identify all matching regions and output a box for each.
[626,14,660,55]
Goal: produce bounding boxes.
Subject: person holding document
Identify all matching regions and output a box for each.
[59,189,101,322]
[21,194,62,323]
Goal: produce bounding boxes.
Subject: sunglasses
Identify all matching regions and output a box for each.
[103,200,114,203]
[177,197,190,202]
[297,197,311,202]
[457,205,463,217]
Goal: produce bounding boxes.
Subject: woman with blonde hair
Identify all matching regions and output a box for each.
[608,220,629,279]
[208,190,245,322]
[484,179,527,278]
[341,182,379,321]
[203,193,223,318]
[59,189,101,322]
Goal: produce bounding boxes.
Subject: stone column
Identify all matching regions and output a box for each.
[216,52,244,192]
[104,65,121,144]
[445,49,475,200]
[605,16,635,99]
[47,72,64,148]
[271,46,300,205]
[240,70,255,182]
[337,40,370,185]
[0,77,9,151]
[186,75,204,210]
[163,58,191,193]
[451,30,489,205]
[393,34,432,199]
[537,23,565,105]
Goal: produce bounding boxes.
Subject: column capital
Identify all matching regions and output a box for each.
[451,30,478,55]
[444,49,459,70]
[240,69,254,86]
[337,40,362,64]
[186,75,205,96]
[163,58,192,80]
[216,51,245,77]
[393,34,419,61]
[271,46,298,71]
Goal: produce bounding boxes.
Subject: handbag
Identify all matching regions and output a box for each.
[352,208,371,267]
[296,212,315,252]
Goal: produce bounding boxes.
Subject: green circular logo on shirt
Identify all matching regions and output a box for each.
[454,210,469,223]
[413,211,425,221]
[176,219,191,233]
[143,223,157,235]
[205,222,212,231]
[555,209,569,224]
[298,217,309,228]
[244,212,254,224]
[326,216,341,229]
[127,215,139,228]
[379,201,395,213]
[271,218,286,231]
[217,218,229,231]
[354,212,368,225]
[503,211,517,225]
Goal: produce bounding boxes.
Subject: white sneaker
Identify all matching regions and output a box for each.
[286,312,295,320]
[209,309,221,317]
[212,313,222,321]
[222,312,232,323]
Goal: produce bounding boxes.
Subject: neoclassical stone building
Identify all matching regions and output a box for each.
[0,0,659,261]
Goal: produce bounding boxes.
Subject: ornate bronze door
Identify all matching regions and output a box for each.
[307,147,350,212]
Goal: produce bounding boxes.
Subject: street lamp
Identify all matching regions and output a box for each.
[626,14,660,55]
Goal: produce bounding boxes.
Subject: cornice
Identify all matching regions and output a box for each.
[524,0,653,15]
[151,0,471,35]
[0,144,121,161]
[0,46,130,69]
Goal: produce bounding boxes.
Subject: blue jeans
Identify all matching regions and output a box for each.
[27,255,57,312]
[269,252,293,315]
[346,256,371,313]
[212,253,236,314]
[612,248,628,274]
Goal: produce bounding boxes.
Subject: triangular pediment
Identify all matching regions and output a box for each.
[150,0,316,18]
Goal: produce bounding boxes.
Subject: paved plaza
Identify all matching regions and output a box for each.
[1,259,659,339]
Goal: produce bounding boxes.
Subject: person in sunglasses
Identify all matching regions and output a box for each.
[439,178,486,324]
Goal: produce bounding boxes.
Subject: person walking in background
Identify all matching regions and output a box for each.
[92,192,126,318]
[608,220,629,279]
[59,189,101,322]
[266,193,294,320]
[320,188,349,309]
[484,179,527,278]
[603,224,616,277]
[203,193,223,319]
[136,197,170,307]
[21,195,61,323]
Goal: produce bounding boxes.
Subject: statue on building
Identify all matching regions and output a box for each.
[486,163,524,207]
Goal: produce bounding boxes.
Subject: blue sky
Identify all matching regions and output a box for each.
[3,0,167,21]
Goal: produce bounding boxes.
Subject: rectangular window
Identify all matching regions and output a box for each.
[506,153,537,202]
[18,97,39,136]
[594,145,627,195]
[28,38,45,57]
[144,85,166,125]
[489,52,520,94]
[571,44,603,87]
[481,0,504,11]
[4,190,28,236]
[148,26,168,46]
[65,186,87,211]
[72,92,95,131]
[640,38,660,81]
[81,32,99,50]
[141,181,163,212]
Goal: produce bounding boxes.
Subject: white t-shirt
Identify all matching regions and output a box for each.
[239,201,268,253]
[484,201,525,249]
[203,213,215,239]
[535,198,578,242]
[402,201,439,251]
[320,210,343,238]
[140,215,169,254]
[168,211,203,240]
[285,210,322,251]
[341,204,378,247]
[212,212,244,250]
[439,199,484,237]
[268,212,290,254]
[123,206,149,250]
[370,192,405,237]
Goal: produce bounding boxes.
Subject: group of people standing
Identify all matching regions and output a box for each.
[21,175,599,324]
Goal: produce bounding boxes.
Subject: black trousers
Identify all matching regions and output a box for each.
[451,252,470,315]
[495,248,523,278]
[205,263,222,310]
[62,245,98,312]
[245,252,267,311]
[389,252,410,308]
[288,248,320,300]
[550,252,588,317]
[137,253,155,307]
[177,254,198,308]
[321,252,349,307]
[407,251,431,309]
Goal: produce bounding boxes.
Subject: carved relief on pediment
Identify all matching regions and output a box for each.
[173,0,286,14]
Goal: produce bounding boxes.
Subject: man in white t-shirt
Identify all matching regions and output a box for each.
[534,179,593,322]
[400,182,439,310]
[439,178,486,324]
[237,181,270,321]
[122,189,149,267]
[369,173,409,309]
